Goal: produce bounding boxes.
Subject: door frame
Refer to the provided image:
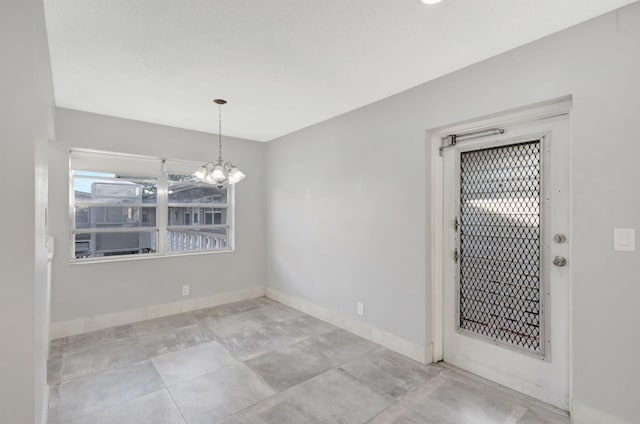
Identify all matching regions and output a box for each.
[427,95,573,400]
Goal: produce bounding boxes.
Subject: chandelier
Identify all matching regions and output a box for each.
[193,99,245,188]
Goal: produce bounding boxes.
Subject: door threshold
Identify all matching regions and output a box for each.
[437,361,570,416]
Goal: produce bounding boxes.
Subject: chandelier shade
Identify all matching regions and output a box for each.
[228,166,246,184]
[193,165,207,180]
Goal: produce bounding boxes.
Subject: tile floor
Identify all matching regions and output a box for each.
[48,297,569,423]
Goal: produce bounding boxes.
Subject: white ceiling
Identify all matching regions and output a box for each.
[45,0,636,141]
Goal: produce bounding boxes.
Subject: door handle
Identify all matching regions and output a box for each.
[552,256,567,267]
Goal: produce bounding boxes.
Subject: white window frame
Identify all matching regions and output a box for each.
[69,149,236,263]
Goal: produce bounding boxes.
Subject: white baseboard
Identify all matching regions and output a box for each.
[50,287,265,339]
[265,288,432,364]
[41,384,49,424]
[51,286,433,365]
[572,401,634,424]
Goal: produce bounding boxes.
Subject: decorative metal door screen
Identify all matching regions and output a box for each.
[457,140,543,353]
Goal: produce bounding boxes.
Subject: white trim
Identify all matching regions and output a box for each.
[429,122,445,362]
[157,160,169,255]
[68,247,235,265]
[430,96,573,143]
[50,287,265,339]
[567,109,575,421]
[70,147,165,162]
[265,288,432,364]
[41,385,49,424]
[572,402,635,424]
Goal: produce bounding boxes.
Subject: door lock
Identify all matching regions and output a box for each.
[552,256,567,267]
[553,234,567,244]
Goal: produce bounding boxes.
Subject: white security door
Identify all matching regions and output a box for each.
[442,115,570,410]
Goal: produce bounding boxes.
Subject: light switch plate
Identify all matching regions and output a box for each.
[614,228,635,252]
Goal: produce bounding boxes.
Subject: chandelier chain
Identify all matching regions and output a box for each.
[218,102,223,162]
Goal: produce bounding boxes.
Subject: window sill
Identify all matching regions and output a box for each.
[69,248,235,265]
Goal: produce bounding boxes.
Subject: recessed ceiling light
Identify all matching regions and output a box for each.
[421,0,443,4]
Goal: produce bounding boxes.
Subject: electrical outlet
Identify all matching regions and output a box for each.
[182,285,190,296]
[356,302,364,316]
[614,228,635,252]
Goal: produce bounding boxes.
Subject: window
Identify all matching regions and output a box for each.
[70,150,234,261]
[166,173,230,253]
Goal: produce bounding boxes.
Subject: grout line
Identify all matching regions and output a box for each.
[209,391,281,424]
[337,351,450,422]
[166,387,189,424]
[238,362,281,398]
[65,388,170,422]
[363,403,406,424]
[206,364,285,423]
[505,405,529,424]
[362,375,449,423]
[162,361,241,390]
[335,367,398,404]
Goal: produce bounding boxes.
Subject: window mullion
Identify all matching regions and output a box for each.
[74,202,153,208]
[69,164,76,259]
[167,203,229,208]
[158,160,169,255]
[166,224,228,231]
[229,183,235,250]
[73,227,158,234]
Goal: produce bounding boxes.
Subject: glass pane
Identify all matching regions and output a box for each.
[74,231,158,259]
[167,228,228,252]
[167,173,198,182]
[73,174,158,204]
[168,207,227,226]
[75,207,157,229]
[168,176,228,204]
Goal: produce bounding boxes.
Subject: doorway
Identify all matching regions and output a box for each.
[430,99,571,411]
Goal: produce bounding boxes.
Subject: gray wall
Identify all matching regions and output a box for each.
[266,4,640,422]
[50,109,266,322]
[0,0,54,422]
